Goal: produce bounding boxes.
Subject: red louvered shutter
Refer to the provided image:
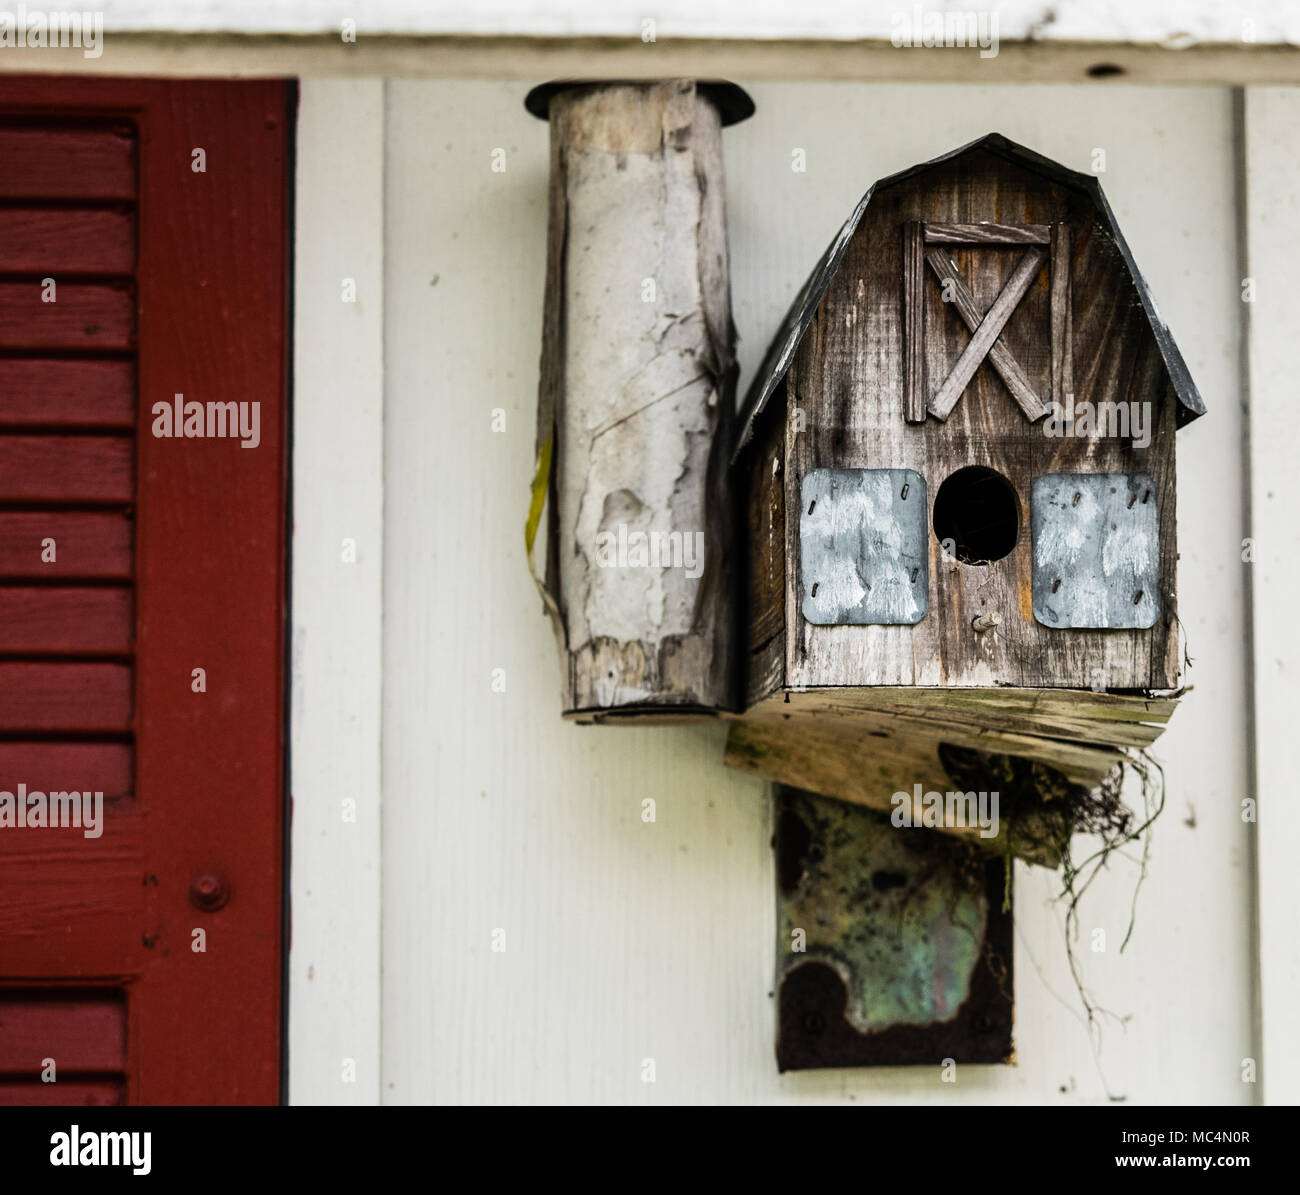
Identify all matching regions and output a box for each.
[0,78,291,1106]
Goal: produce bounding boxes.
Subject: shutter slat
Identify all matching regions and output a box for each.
[0,662,132,731]
[0,208,135,274]
[0,992,126,1073]
[0,1080,123,1105]
[0,742,132,799]
[0,282,134,350]
[0,436,133,504]
[0,806,146,976]
[0,360,135,428]
[0,587,131,654]
[0,127,135,200]
[0,512,133,578]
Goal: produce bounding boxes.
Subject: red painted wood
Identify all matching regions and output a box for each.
[0,361,136,429]
[130,79,290,1108]
[0,993,126,1072]
[0,208,135,274]
[0,126,135,199]
[0,1080,123,1105]
[0,588,132,654]
[0,512,133,578]
[0,281,134,350]
[0,76,290,1107]
[0,662,132,731]
[0,810,147,977]
[0,743,133,799]
[0,436,133,503]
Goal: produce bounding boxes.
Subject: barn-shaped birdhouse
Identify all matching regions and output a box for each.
[726,134,1205,865]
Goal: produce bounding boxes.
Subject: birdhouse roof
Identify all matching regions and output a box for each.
[732,132,1207,462]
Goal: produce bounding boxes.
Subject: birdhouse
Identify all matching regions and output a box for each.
[726,134,1205,863]
[526,79,753,721]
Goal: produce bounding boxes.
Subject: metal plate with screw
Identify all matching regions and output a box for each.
[1031,473,1159,629]
[800,468,928,625]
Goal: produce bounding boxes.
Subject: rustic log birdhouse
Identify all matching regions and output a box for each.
[526,79,752,721]
[726,134,1205,866]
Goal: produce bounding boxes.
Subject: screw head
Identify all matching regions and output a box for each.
[801,1011,827,1036]
[189,872,231,912]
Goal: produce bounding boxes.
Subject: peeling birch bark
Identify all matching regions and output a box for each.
[535,80,738,719]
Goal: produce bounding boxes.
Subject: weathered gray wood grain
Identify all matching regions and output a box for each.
[924,247,1048,420]
[903,220,926,423]
[770,145,1182,697]
[924,220,1051,244]
[928,246,1048,419]
[538,81,738,718]
[1050,221,1074,411]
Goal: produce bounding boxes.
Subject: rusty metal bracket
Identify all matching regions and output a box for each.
[774,786,1014,1070]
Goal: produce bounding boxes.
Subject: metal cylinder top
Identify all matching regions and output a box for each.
[524,80,755,126]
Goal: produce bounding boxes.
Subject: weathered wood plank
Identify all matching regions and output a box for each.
[929,247,1047,419]
[744,390,787,707]
[1050,221,1074,411]
[727,684,1177,867]
[542,81,737,717]
[903,220,926,422]
[924,221,1051,244]
[725,695,1133,866]
[924,247,1048,420]
[770,685,1177,749]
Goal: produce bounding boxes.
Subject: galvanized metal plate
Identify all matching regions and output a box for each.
[800,468,928,625]
[1032,473,1160,629]
[774,787,1013,1070]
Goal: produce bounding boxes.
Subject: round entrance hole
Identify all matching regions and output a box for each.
[932,466,1019,565]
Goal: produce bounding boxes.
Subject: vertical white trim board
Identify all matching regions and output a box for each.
[288,78,386,1105]
[1244,87,1300,1108]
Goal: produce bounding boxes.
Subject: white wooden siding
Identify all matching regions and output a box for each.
[1244,87,1300,1108]
[82,0,1300,44]
[365,80,1252,1104]
[13,4,1300,84]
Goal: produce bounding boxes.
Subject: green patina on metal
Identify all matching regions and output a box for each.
[777,788,990,1033]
